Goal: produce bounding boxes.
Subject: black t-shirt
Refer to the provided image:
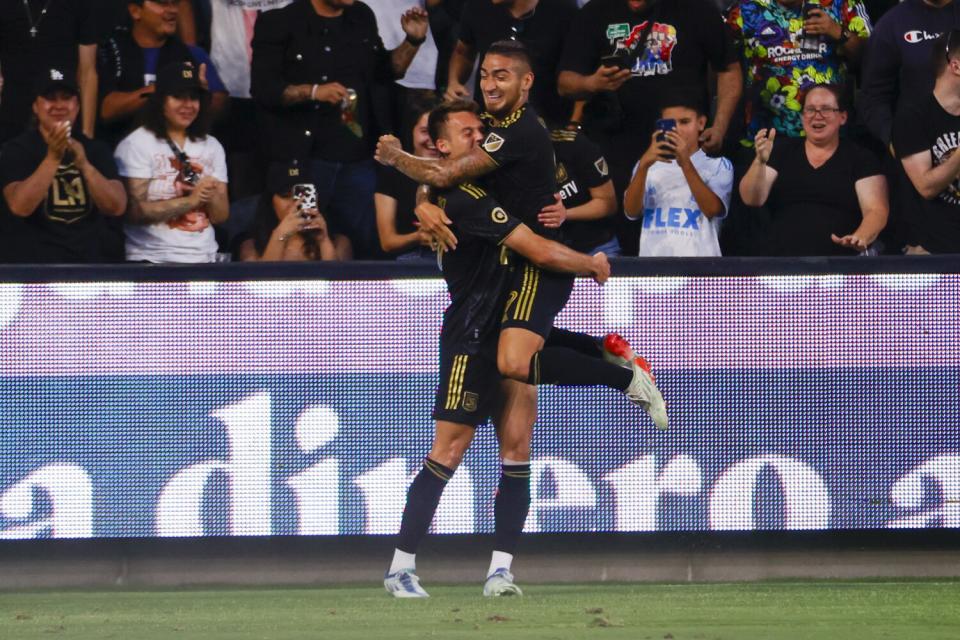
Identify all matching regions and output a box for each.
[0,0,97,139]
[437,182,521,346]
[0,128,120,262]
[479,104,559,240]
[375,164,418,236]
[559,0,734,134]
[551,128,613,252]
[893,93,960,254]
[766,138,882,257]
[459,0,577,127]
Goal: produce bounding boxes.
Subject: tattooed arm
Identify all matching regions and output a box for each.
[375,135,497,188]
[124,177,203,225]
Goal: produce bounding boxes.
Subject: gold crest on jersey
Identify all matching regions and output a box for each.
[483,132,505,153]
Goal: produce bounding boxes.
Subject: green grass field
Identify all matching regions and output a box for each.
[1,581,958,640]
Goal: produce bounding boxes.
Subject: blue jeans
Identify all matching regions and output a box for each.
[306,157,380,259]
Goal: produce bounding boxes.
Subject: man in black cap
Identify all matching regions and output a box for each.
[0,0,99,143]
[0,69,127,263]
[98,0,229,147]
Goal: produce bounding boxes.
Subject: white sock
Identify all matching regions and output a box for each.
[389,549,416,574]
[487,550,513,577]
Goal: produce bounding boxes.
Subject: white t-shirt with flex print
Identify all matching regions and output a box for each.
[115,127,228,263]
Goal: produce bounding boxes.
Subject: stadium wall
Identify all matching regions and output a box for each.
[0,258,958,587]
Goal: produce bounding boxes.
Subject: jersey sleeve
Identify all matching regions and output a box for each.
[703,157,734,219]
[480,117,533,168]
[571,133,611,189]
[446,186,521,245]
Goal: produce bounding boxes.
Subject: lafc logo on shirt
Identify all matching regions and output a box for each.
[491,207,508,224]
[595,158,609,177]
[46,163,89,222]
[483,132,505,153]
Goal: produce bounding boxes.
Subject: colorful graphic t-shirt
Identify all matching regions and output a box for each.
[726,0,872,144]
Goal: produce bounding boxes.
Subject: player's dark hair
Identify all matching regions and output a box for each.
[657,90,706,117]
[800,83,847,111]
[933,30,960,76]
[427,99,481,144]
[485,39,533,74]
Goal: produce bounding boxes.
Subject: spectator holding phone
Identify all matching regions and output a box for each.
[740,84,888,255]
[623,95,733,257]
[238,160,351,261]
[114,61,229,263]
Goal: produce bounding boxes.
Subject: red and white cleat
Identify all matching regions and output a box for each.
[602,333,635,367]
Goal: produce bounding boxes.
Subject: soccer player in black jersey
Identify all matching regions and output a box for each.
[375,41,667,426]
[384,101,611,598]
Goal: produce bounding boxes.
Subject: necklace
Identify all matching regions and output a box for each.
[22,0,53,39]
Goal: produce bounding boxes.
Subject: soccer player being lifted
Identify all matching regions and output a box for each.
[379,45,666,599]
[384,100,612,599]
[375,41,666,429]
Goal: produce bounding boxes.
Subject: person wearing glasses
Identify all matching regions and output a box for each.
[739,84,889,255]
[892,30,960,254]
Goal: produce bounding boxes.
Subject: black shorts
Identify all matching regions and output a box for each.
[432,335,502,427]
[500,259,575,339]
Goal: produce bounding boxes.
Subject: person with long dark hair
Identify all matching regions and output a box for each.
[375,94,439,260]
[115,60,229,263]
[238,160,352,262]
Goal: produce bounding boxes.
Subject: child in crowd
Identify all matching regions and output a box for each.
[623,95,733,257]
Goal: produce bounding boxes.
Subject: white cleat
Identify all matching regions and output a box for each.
[625,357,668,430]
[483,568,523,597]
[384,569,430,598]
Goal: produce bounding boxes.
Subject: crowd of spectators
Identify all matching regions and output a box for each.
[0,0,957,264]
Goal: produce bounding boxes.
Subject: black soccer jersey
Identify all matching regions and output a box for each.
[479,104,560,241]
[436,182,521,347]
[551,128,614,253]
